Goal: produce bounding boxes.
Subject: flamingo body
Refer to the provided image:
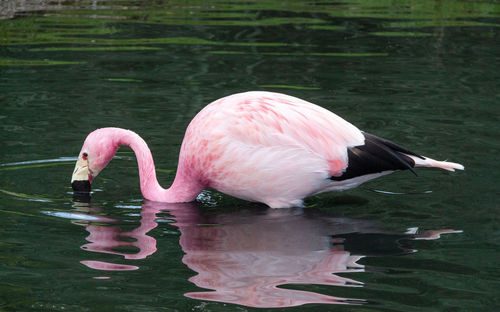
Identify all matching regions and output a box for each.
[71,91,464,208]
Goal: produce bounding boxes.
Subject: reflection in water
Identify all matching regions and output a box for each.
[71,196,157,272]
[69,198,460,308]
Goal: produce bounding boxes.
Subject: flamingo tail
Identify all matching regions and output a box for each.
[408,155,464,172]
[331,132,464,182]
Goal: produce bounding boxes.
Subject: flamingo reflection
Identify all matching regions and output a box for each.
[72,198,460,308]
[71,197,157,271]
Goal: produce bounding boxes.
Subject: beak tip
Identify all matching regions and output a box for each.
[72,180,91,193]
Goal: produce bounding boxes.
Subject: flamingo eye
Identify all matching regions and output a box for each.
[82,152,88,160]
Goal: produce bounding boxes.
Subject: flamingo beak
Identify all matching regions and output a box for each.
[71,157,92,193]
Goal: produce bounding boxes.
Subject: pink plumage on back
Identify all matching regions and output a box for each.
[71,91,464,208]
[179,92,365,207]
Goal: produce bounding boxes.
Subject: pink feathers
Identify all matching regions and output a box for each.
[71,91,464,208]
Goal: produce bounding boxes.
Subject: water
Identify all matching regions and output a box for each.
[0,1,499,311]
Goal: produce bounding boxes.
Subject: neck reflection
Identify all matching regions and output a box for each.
[71,198,460,308]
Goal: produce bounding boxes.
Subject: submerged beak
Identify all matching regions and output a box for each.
[71,157,92,193]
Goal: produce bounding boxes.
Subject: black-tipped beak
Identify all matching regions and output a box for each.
[72,180,91,192]
[71,157,92,193]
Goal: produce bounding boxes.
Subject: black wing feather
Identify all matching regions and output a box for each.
[331,132,422,181]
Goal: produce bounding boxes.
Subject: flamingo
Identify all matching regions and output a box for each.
[71,91,464,208]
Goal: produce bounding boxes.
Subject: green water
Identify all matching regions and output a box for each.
[1,1,499,311]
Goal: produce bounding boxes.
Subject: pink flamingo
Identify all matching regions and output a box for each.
[71,91,464,208]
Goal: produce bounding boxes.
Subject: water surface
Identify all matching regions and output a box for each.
[0,1,499,311]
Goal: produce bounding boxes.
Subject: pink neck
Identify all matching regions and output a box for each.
[114,128,202,203]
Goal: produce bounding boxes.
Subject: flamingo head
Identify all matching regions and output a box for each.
[71,128,119,193]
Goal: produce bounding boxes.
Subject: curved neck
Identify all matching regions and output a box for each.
[113,128,202,203]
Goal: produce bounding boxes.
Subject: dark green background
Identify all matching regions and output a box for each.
[0,1,498,311]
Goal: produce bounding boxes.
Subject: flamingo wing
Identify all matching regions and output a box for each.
[203,91,364,174]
